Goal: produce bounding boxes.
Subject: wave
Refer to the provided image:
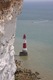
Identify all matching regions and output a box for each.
[33,20,49,24]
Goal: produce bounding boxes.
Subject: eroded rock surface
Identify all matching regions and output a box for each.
[15,60,41,80]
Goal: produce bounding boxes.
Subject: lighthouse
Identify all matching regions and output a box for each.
[19,34,28,56]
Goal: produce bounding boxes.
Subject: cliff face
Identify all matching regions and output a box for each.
[0,19,16,80]
[0,0,23,20]
[0,0,23,80]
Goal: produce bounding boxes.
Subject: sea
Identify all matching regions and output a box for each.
[14,1,53,80]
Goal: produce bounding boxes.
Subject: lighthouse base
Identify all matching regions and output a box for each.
[19,51,28,56]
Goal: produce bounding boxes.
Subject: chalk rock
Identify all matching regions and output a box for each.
[0,19,16,80]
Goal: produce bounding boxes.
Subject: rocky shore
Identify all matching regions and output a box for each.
[15,60,41,80]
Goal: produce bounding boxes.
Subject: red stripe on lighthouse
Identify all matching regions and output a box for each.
[23,43,26,48]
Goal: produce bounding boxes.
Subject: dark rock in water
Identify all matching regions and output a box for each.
[35,72,40,76]
[19,51,28,56]
[37,77,41,79]
[15,60,41,80]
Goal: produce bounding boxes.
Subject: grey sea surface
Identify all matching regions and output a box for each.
[14,20,53,80]
[14,1,53,80]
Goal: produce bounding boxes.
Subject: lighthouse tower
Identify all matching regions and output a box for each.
[23,34,27,51]
[19,34,28,56]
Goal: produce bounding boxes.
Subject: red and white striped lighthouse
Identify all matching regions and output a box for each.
[22,34,27,51]
[19,34,28,56]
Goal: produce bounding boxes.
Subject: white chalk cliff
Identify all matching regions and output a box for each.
[0,0,23,80]
[0,19,16,80]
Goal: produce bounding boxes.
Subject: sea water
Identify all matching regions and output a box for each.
[14,2,53,80]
